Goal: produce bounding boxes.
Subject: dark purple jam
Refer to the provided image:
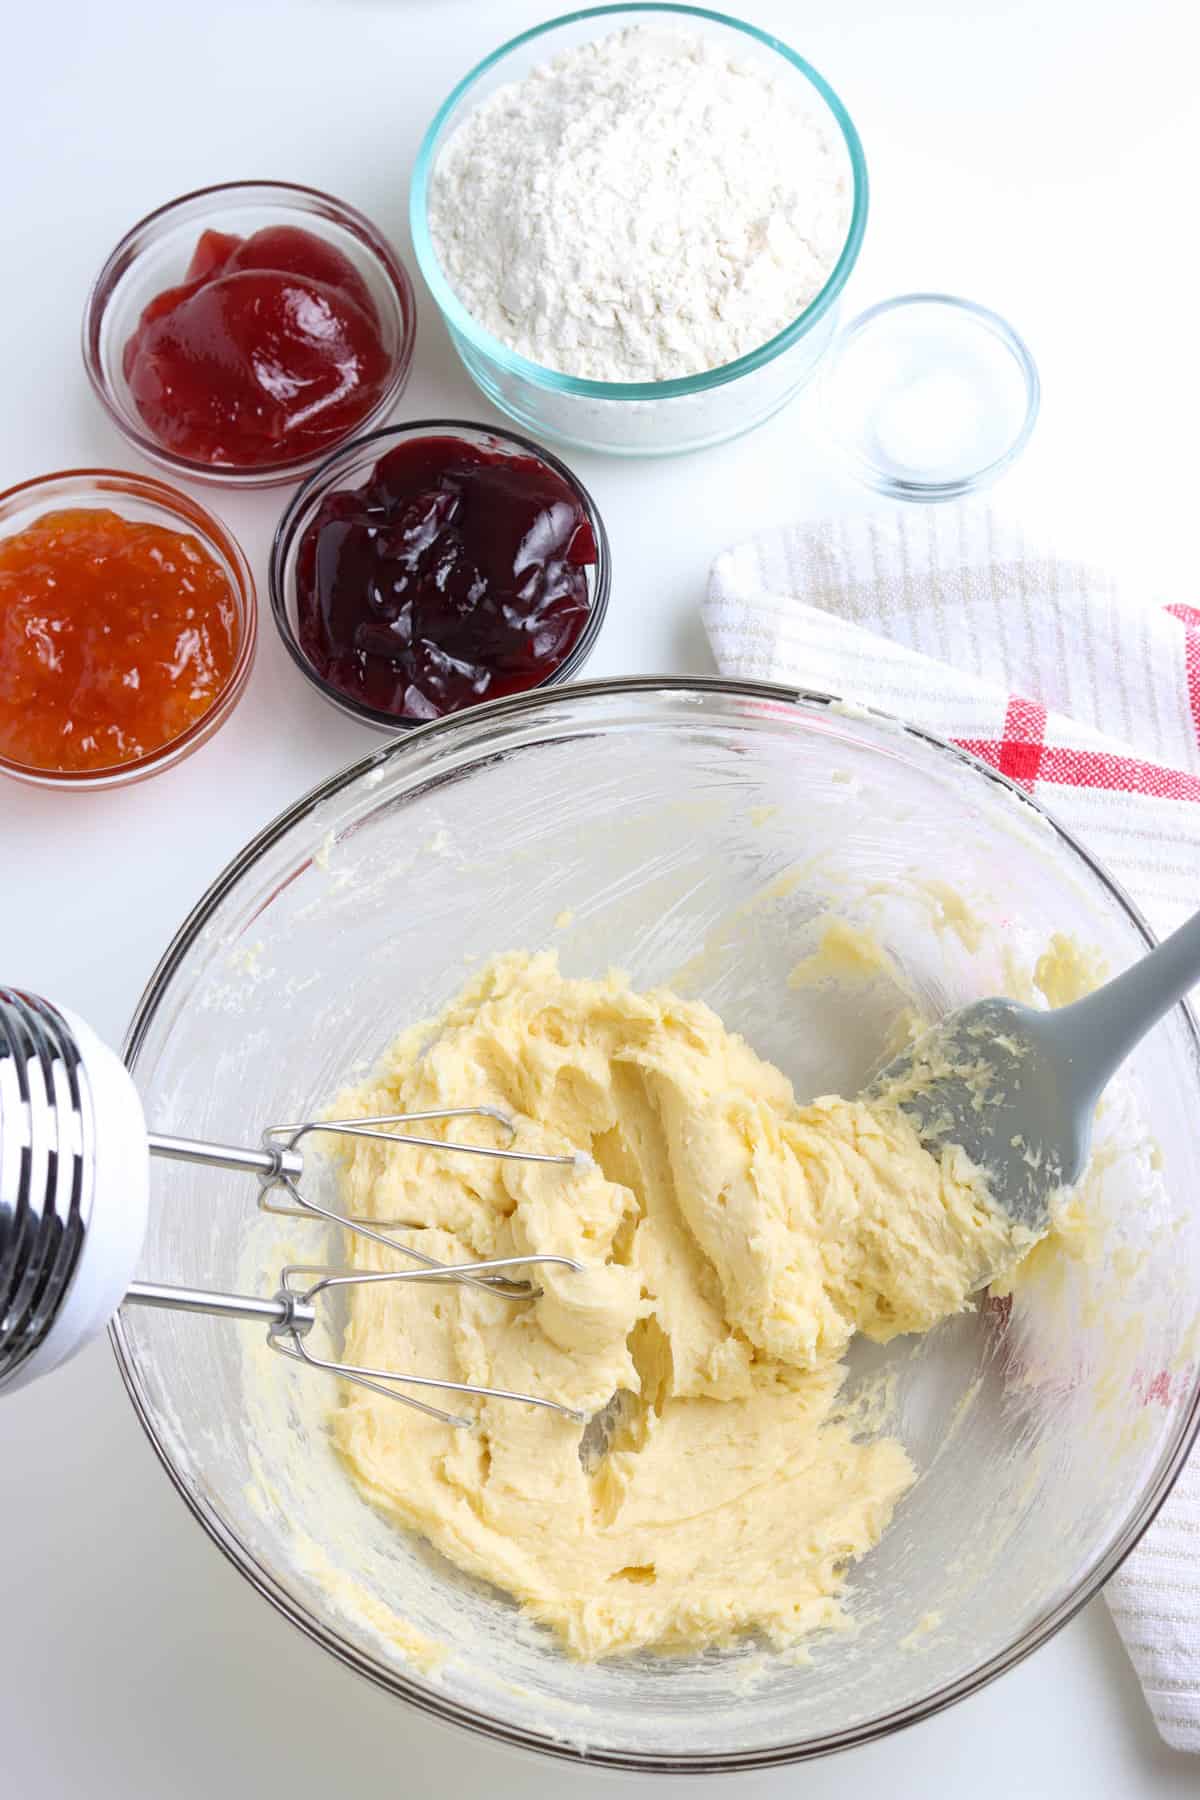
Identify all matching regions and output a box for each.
[294,435,597,720]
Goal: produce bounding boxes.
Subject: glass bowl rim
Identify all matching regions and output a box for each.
[825,291,1042,501]
[111,674,1200,1771]
[409,3,869,402]
[266,416,613,732]
[81,178,419,486]
[0,466,257,790]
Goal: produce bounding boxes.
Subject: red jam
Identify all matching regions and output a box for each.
[0,508,239,773]
[295,436,598,721]
[122,226,392,467]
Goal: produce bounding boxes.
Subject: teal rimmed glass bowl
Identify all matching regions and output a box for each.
[410,5,868,457]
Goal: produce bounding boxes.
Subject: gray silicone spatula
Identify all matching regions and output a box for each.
[867,908,1200,1239]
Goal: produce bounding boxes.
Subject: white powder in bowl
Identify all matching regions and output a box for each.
[428,24,854,384]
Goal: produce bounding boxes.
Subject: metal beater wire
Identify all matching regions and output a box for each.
[256,1108,592,1274]
[270,1258,588,1428]
[270,1108,592,1167]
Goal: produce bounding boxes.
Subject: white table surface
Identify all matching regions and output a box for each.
[3,1,1198,1792]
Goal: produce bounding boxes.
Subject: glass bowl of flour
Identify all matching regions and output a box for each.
[410,7,868,456]
[113,679,1200,1772]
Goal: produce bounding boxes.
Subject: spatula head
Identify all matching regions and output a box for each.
[868,997,1091,1235]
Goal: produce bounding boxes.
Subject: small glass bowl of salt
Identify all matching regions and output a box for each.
[823,293,1040,501]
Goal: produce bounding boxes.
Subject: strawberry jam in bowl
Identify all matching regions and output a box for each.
[84,183,417,488]
[0,470,256,790]
[270,422,610,730]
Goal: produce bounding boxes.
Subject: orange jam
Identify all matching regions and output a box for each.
[0,507,239,774]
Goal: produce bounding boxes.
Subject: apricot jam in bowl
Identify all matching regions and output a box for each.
[83,182,417,489]
[0,469,256,791]
[269,420,611,731]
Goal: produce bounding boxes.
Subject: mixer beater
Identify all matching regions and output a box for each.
[0,986,590,1424]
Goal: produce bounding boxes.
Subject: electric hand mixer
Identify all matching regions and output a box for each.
[0,986,588,1426]
[15,892,1199,1420]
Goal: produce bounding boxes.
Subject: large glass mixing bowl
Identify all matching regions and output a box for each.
[113,679,1200,1773]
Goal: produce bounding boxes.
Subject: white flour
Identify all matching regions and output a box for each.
[428,24,853,384]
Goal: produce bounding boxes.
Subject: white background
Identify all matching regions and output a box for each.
[3,1,1199,1793]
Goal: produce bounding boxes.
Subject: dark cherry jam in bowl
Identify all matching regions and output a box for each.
[270,422,610,731]
[84,182,416,490]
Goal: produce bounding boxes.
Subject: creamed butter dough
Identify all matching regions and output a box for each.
[330,952,1030,1659]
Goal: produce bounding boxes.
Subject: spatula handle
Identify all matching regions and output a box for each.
[1049,906,1200,1104]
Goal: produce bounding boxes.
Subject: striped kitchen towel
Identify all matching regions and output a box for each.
[704,502,1200,1752]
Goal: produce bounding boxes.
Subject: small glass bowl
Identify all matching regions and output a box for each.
[410,6,868,457]
[269,419,612,730]
[0,469,257,791]
[83,181,418,490]
[824,294,1041,501]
